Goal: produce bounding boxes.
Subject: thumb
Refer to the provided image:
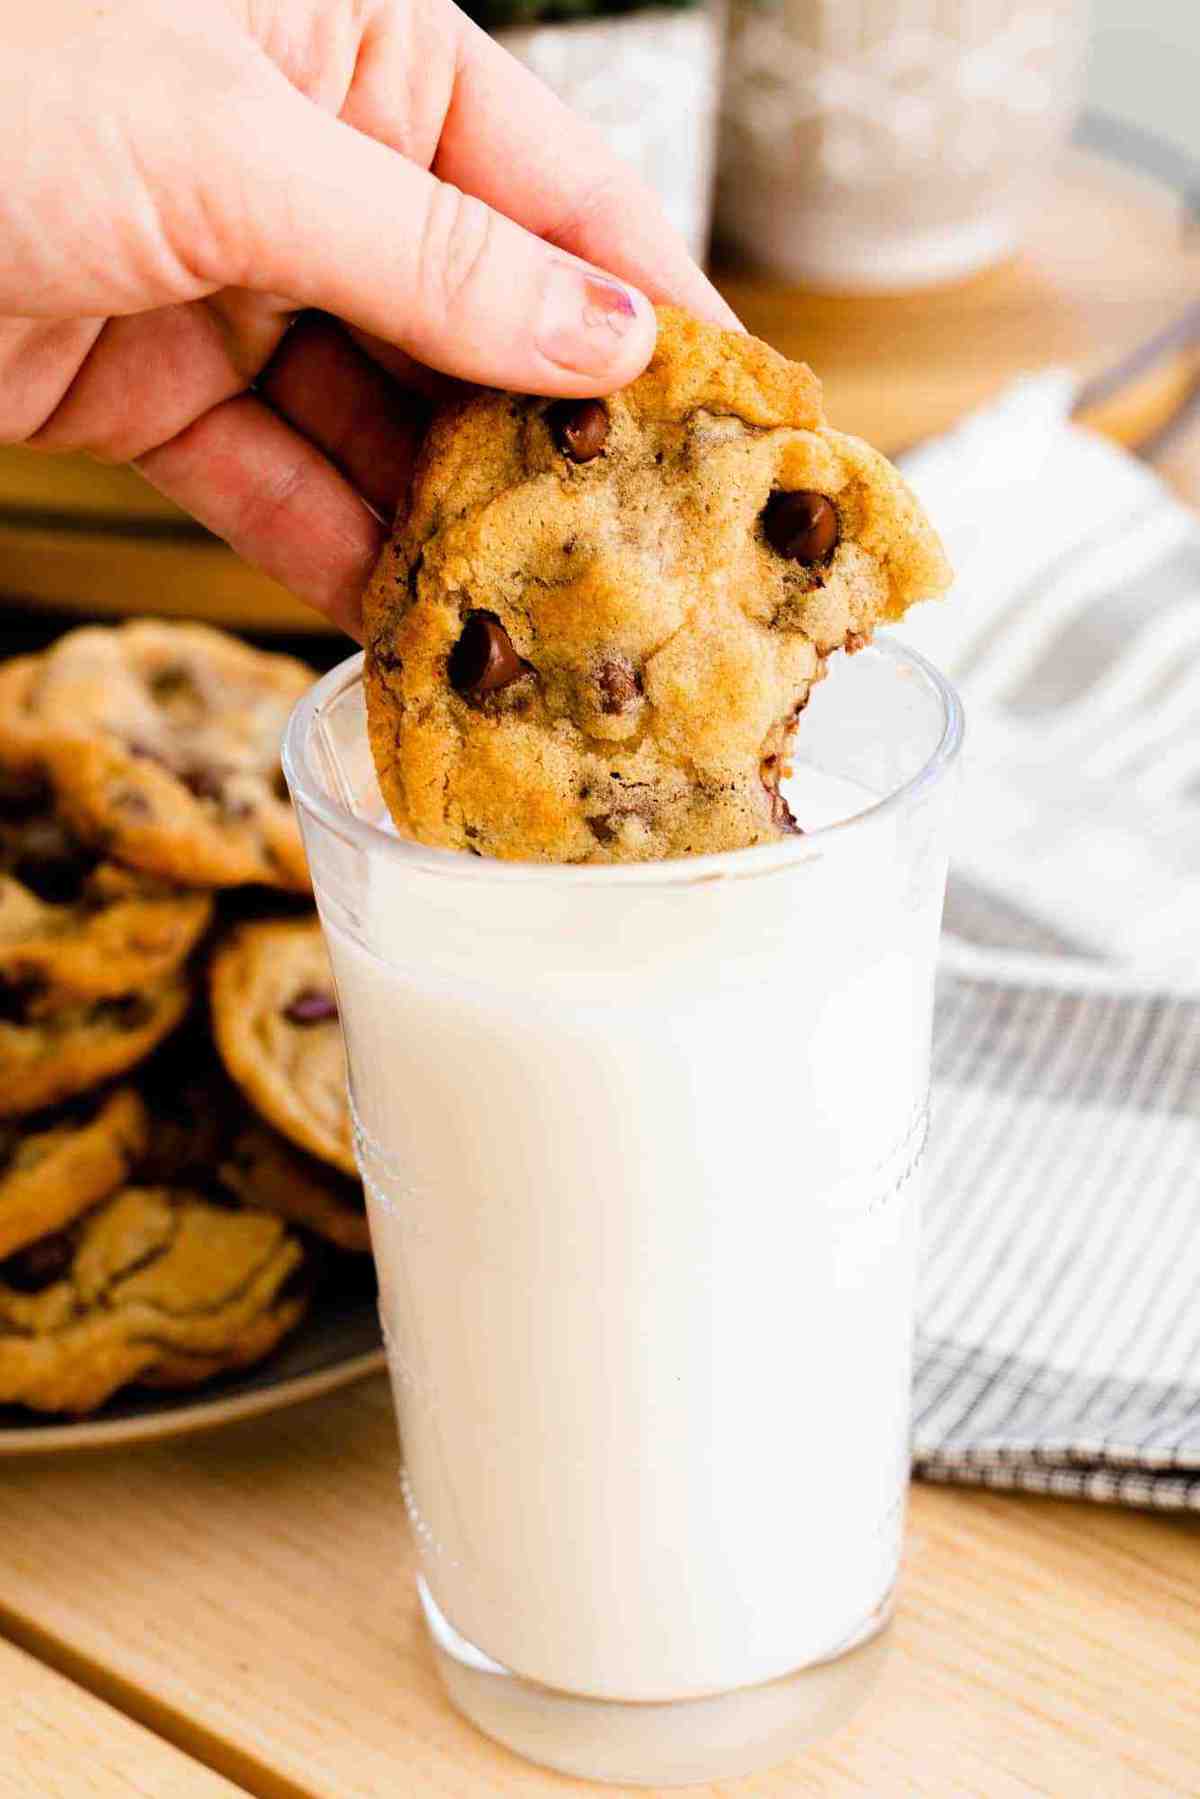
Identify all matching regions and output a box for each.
[234,95,657,395]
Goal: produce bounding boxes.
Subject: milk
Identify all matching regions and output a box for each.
[319,762,944,1702]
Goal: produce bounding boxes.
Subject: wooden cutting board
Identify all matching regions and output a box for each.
[1,146,1196,636]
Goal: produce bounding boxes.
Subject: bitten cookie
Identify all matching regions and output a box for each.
[0,976,190,1118]
[9,622,313,890]
[0,786,212,1007]
[364,306,951,863]
[0,1186,309,1414]
[0,1088,149,1262]
[209,917,355,1177]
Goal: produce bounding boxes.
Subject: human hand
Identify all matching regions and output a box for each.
[1,0,737,633]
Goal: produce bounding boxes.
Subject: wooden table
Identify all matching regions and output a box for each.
[2,1377,1198,1796]
[0,1636,241,1797]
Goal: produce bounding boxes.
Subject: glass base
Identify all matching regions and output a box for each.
[419,1577,894,1788]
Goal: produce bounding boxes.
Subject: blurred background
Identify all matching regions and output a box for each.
[1091,0,1199,158]
[0,0,1196,653]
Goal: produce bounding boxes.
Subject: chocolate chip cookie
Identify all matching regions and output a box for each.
[0,976,190,1118]
[209,918,354,1177]
[0,1185,309,1413]
[364,306,951,862]
[220,1120,370,1254]
[8,622,313,889]
[0,1087,148,1263]
[0,787,212,1008]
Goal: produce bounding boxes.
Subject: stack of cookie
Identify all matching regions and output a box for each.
[0,621,367,1417]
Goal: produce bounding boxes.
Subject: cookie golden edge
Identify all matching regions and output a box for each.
[0,1087,149,1263]
[209,919,357,1178]
[0,1185,311,1415]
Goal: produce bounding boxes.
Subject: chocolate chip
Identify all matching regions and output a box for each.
[596,657,642,715]
[549,400,609,463]
[127,742,251,816]
[762,491,839,564]
[448,612,527,701]
[284,988,338,1026]
[587,784,654,845]
[177,764,254,820]
[769,788,802,835]
[102,995,152,1030]
[204,1184,243,1213]
[181,766,226,803]
[2,1229,74,1293]
[0,982,31,1024]
[149,665,204,723]
[0,770,50,821]
[760,726,804,838]
[150,664,195,702]
[13,847,89,906]
[127,740,177,773]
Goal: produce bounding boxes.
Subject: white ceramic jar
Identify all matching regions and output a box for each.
[718,0,1089,287]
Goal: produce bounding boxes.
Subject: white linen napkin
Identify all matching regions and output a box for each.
[901,374,1200,983]
[893,379,1200,1506]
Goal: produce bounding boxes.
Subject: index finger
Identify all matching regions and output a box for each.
[344,0,741,333]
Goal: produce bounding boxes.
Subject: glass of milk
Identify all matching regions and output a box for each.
[284,637,962,1786]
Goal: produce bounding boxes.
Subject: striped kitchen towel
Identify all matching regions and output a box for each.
[898,373,1200,1508]
[915,954,1200,1508]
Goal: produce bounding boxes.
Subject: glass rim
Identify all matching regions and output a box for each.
[283,637,963,889]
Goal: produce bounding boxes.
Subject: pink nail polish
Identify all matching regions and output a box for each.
[580,272,638,336]
[537,260,648,376]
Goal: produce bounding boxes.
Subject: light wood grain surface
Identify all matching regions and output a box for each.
[0,1633,244,1798]
[1,1376,1197,1797]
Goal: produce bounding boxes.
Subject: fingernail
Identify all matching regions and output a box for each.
[536,259,651,377]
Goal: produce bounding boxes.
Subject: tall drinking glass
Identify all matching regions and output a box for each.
[284,637,962,1786]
